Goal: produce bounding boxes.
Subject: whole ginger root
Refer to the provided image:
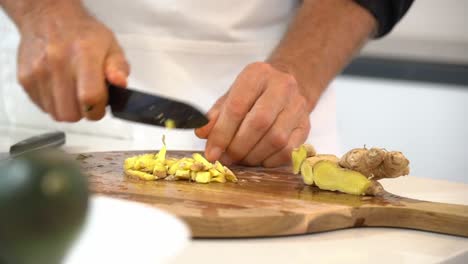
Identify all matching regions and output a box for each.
[291,144,410,196]
[339,148,410,180]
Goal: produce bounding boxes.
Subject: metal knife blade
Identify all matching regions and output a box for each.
[0,131,66,161]
[108,84,209,129]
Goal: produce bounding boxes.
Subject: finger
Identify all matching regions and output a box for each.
[76,53,107,121]
[205,64,269,161]
[51,72,81,122]
[32,63,55,115]
[24,81,43,111]
[37,78,56,115]
[241,94,308,166]
[262,122,310,167]
[105,42,130,87]
[17,45,49,113]
[221,76,291,164]
[47,47,81,122]
[195,94,227,139]
[195,109,220,139]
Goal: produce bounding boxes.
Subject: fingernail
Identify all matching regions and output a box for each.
[108,70,127,86]
[219,153,233,165]
[116,70,127,79]
[207,146,222,161]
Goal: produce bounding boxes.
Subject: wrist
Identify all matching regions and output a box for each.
[268,60,322,113]
[12,0,89,34]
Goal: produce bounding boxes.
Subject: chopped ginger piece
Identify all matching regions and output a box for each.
[123,136,238,184]
[164,119,176,129]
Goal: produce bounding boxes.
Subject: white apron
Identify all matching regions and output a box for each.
[0,0,339,154]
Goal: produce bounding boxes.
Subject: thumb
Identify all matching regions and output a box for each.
[105,43,130,87]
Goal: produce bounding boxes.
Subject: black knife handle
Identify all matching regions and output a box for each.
[9,131,66,156]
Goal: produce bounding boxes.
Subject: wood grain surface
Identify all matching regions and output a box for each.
[77,151,468,238]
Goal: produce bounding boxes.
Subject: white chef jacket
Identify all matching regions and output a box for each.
[0,0,339,153]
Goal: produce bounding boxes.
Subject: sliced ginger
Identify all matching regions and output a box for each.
[300,155,340,186]
[291,143,410,196]
[313,161,371,196]
[123,137,237,184]
[291,144,316,174]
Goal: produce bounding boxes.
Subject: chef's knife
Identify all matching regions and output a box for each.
[0,131,65,161]
[107,84,209,129]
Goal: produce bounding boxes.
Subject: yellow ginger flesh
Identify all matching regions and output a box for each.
[123,137,237,184]
[313,161,371,196]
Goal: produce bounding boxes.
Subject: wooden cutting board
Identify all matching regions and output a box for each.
[77,151,468,238]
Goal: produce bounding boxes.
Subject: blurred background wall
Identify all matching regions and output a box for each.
[335,0,468,183]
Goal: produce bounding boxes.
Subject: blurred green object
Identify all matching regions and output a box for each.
[0,150,89,264]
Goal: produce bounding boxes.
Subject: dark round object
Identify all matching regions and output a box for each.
[0,151,89,264]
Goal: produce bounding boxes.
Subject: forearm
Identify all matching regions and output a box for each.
[268,0,377,111]
[0,0,87,32]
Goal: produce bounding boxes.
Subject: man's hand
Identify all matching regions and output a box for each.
[12,1,129,121]
[196,0,377,168]
[195,62,311,167]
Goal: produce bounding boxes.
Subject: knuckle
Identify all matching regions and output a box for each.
[78,92,98,106]
[269,131,289,149]
[250,110,274,131]
[45,44,65,65]
[226,98,248,120]
[283,73,298,87]
[78,89,106,106]
[74,39,93,53]
[17,70,33,88]
[246,62,272,74]
[278,74,297,97]
[29,55,48,78]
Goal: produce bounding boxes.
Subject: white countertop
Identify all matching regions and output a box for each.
[1,125,467,264]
